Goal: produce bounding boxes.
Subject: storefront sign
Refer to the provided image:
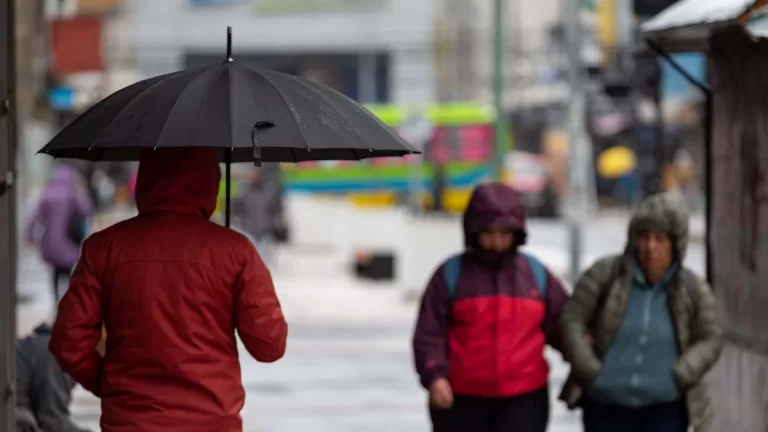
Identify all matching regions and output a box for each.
[51,17,104,74]
[252,0,385,14]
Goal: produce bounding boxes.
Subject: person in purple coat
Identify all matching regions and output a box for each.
[27,163,93,301]
[412,182,570,432]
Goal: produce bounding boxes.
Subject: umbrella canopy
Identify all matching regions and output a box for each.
[36,27,419,228]
[38,56,417,164]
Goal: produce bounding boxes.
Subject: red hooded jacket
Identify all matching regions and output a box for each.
[49,147,288,432]
[412,183,569,398]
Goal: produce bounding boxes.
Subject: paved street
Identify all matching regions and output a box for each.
[15,196,705,431]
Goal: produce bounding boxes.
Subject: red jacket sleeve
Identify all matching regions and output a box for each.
[412,265,451,390]
[235,244,288,363]
[49,236,103,397]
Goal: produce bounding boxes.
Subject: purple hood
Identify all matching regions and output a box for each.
[462,182,528,248]
[42,164,83,199]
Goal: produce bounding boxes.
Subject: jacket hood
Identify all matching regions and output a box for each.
[135,147,221,219]
[463,182,527,248]
[42,163,83,202]
[49,164,81,185]
[626,192,690,260]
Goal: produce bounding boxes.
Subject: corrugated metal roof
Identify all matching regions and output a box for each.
[642,0,755,32]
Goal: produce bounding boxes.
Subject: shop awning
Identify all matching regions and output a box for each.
[642,0,762,51]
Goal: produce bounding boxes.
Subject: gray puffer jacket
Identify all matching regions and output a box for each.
[559,193,723,431]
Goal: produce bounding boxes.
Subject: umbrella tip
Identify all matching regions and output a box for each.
[226,26,233,62]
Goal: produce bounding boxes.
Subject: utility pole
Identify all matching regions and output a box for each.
[492,0,506,180]
[562,0,596,281]
[0,0,17,431]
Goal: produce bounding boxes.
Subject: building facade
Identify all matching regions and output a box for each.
[132,0,438,105]
[437,0,567,109]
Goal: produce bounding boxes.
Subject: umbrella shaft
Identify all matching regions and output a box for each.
[225,149,231,227]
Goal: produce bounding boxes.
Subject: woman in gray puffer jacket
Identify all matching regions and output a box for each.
[560,193,722,432]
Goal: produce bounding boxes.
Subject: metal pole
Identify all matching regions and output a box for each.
[492,0,506,180]
[704,84,712,286]
[563,0,593,281]
[0,0,17,429]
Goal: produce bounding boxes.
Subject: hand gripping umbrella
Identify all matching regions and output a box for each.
[38,27,419,227]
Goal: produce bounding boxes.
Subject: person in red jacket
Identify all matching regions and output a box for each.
[412,182,569,432]
[49,147,288,432]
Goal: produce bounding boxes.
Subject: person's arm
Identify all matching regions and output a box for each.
[561,257,616,385]
[542,267,570,353]
[412,267,451,390]
[235,242,288,362]
[674,278,723,389]
[49,236,104,396]
[71,183,93,219]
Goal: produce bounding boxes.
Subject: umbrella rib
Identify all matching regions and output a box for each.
[233,66,264,157]
[257,70,311,154]
[41,70,177,156]
[279,74,374,154]
[88,68,200,152]
[154,66,223,151]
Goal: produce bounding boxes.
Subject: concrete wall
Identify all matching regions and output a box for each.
[131,0,437,104]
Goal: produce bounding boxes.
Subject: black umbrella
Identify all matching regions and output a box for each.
[38,27,419,226]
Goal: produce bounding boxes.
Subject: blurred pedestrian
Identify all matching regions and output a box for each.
[49,147,288,432]
[669,148,702,212]
[16,322,94,432]
[412,182,570,432]
[232,167,281,267]
[559,193,722,432]
[26,162,93,302]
